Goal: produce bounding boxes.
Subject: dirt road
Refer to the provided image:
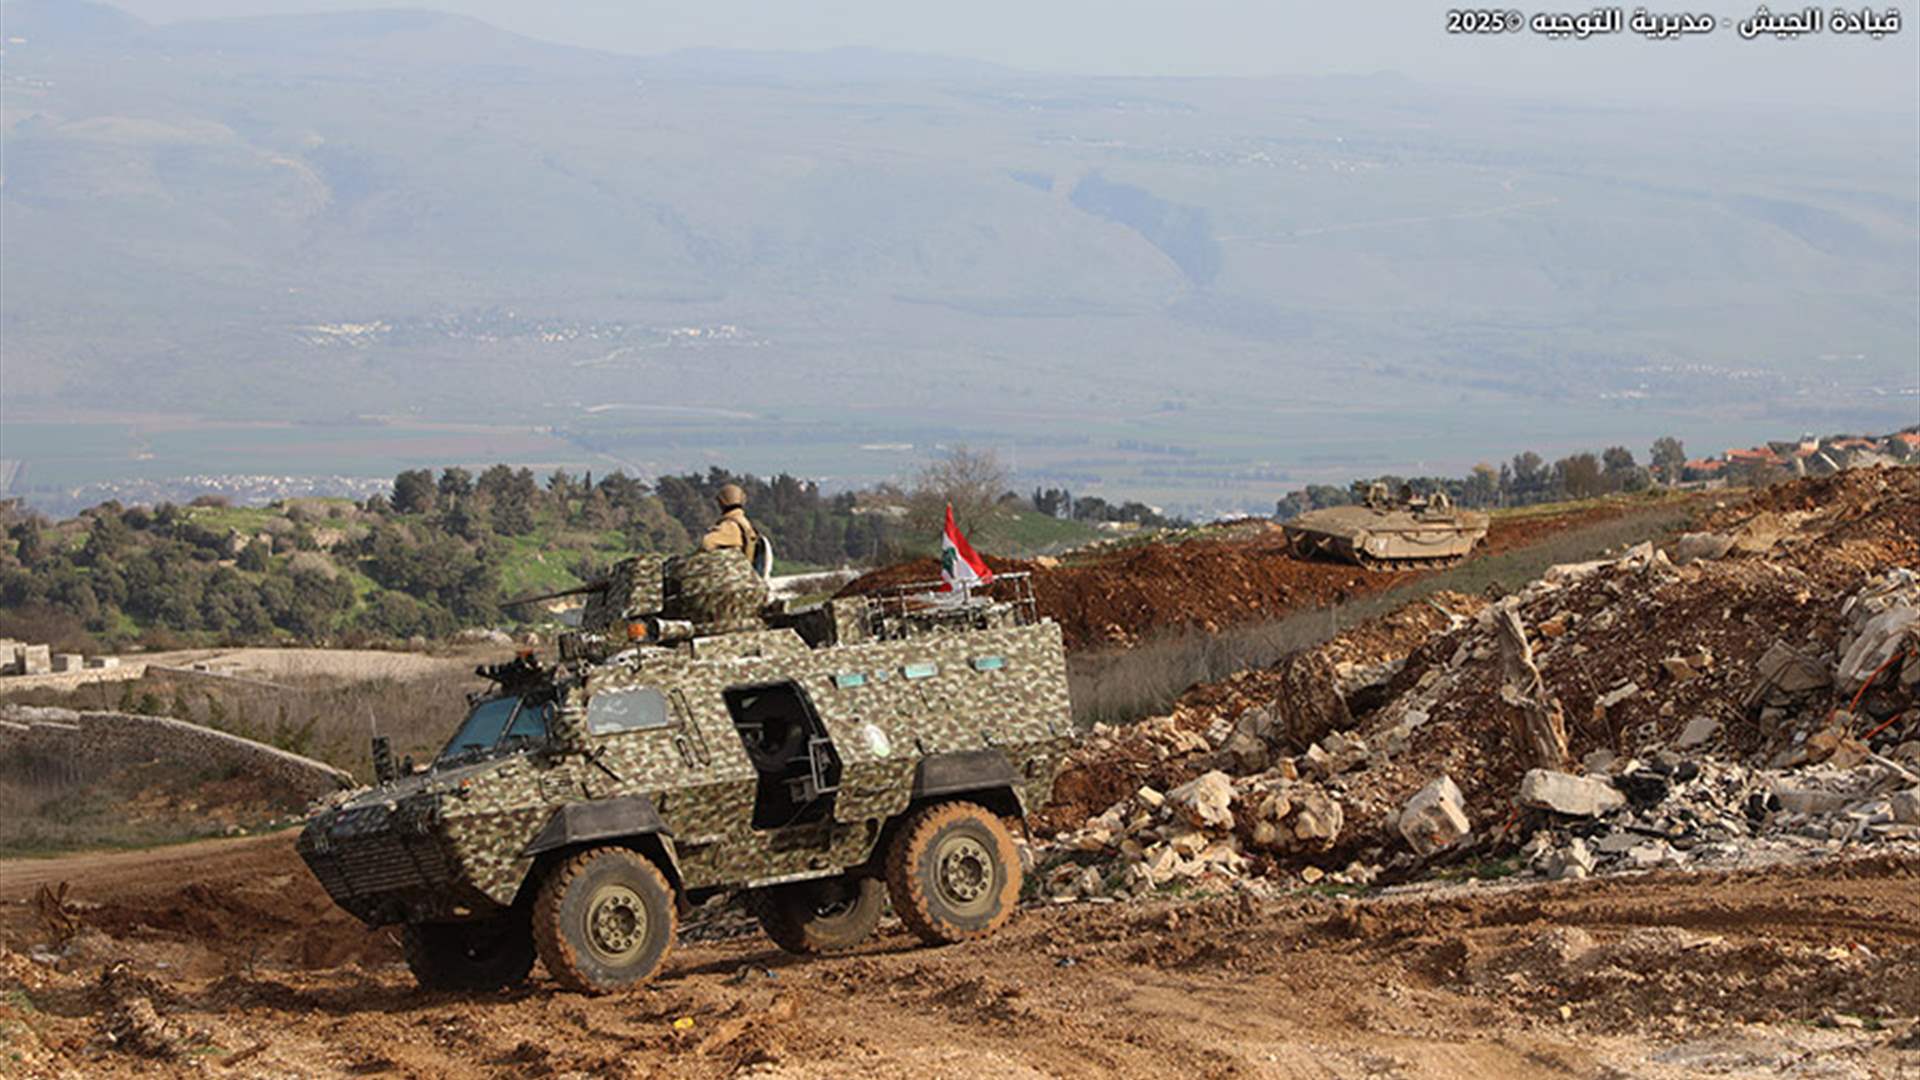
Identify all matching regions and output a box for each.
[3,836,1914,1078]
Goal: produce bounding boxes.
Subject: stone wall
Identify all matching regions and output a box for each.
[0,663,146,695]
[0,705,354,800]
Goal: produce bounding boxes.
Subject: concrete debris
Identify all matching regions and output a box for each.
[1037,471,1920,900]
[1286,788,1344,846]
[1745,641,1832,709]
[1670,531,1736,564]
[1836,570,1919,693]
[1892,788,1920,825]
[1674,716,1720,750]
[1398,775,1471,856]
[1542,837,1596,880]
[1166,771,1235,829]
[1518,769,1628,818]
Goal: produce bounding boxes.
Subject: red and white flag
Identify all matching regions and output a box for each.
[939,504,994,593]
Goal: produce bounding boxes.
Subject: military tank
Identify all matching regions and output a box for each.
[1282,483,1489,571]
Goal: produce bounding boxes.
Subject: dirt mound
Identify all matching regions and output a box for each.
[0,835,393,979]
[844,500,1676,651]
[90,878,392,972]
[842,534,1395,651]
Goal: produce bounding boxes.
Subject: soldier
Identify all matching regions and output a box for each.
[699,483,760,555]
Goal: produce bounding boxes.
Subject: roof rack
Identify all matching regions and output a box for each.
[859,572,1038,639]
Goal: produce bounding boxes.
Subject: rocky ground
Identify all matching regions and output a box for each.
[1,838,1916,1078]
[5,469,1920,1077]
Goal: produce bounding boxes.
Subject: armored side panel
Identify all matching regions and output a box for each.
[522,795,670,856]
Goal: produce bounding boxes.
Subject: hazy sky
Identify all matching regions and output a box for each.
[97,0,1920,108]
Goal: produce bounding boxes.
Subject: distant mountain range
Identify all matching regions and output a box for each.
[2,0,1915,515]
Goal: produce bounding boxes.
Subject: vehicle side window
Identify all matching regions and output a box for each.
[504,701,551,743]
[586,687,673,735]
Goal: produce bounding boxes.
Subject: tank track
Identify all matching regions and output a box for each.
[1352,553,1467,572]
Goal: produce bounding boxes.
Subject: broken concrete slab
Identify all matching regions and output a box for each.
[1771,782,1853,817]
[1519,769,1627,817]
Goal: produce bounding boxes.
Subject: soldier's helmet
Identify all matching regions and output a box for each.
[716,483,747,510]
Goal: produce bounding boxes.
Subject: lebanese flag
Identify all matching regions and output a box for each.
[939,504,994,593]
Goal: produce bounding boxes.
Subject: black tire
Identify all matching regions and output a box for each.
[885,801,1022,946]
[401,916,535,992]
[532,847,678,994]
[749,875,885,955]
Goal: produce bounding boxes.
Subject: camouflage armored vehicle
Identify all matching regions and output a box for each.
[297,551,1071,994]
[1283,483,1489,570]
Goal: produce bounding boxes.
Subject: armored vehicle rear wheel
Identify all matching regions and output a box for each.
[886,801,1022,946]
[532,847,677,994]
[749,875,885,955]
[401,916,535,992]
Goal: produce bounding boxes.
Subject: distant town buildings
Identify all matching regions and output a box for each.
[1681,429,1916,485]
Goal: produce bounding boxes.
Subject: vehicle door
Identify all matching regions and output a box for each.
[582,677,755,888]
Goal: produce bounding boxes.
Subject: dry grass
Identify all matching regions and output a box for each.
[1,667,481,782]
[0,753,274,857]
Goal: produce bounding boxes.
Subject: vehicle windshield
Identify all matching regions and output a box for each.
[438,696,550,764]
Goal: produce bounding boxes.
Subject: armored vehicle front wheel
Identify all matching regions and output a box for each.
[532,847,678,994]
[749,875,885,955]
[886,801,1022,946]
[401,916,535,992]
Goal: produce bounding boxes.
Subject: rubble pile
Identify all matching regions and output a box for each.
[1518,754,1920,881]
[1033,592,1482,837]
[1035,468,1920,902]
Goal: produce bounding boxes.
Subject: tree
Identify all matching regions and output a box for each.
[1464,464,1500,508]
[1556,452,1605,498]
[392,469,437,515]
[438,467,474,501]
[1032,487,1070,517]
[10,522,43,567]
[1509,452,1549,502]
[236,538,271,572]
[485,468,539,535]
[1650,436,1686,485]
[598,471,651,512]
[911,446,1010,542]
[1601,446,1640,492]
[81,512,132,566]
